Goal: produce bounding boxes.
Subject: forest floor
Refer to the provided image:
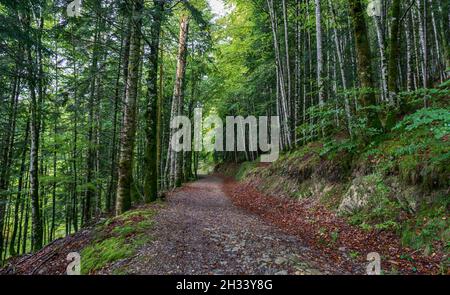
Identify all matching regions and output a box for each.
[100,175,356,275]
[2,174,443,275]
[1,175,365,275]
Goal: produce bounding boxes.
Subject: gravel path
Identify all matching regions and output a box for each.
[110,175,347,275]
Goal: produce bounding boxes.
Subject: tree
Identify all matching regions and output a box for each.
[144,0,165,202]
[387,0,401,100]
[167,14,190,189]
[348,0,382,131]
[116,0,144,215]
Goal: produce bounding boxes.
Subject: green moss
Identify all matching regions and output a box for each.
[80,207,157,274]
[401,195,450,254]
[235,161,258,181]
[81,237,133,274]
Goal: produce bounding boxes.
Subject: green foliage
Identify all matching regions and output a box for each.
[235,161,258,181]
[401,196,450,254]
[394,108,450,140]
[358,107,450,189]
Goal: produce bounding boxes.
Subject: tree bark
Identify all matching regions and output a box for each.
[348,0,382,131]
[116,0,144,215]
[387,0,401,100]
[167,14,189,189]
[144,0,164,202]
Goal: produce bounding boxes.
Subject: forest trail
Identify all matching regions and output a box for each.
[104,175,350,275]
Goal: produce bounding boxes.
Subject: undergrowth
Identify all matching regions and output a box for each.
[80,207,159,274]
[231,87,449,254]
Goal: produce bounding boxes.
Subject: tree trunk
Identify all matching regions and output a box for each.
[373,14,389,102]
[267,0,291,149]
[116,0,144,215]
[329,0,352,136]
[348,0,382,131]
[144,0,164,202]
[9,122,30,256]
[315,0,325,110]
[387,0,401,100]
[167,14,190,189]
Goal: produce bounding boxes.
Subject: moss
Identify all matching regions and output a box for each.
[80,207,157,274]
[235,161,258,181]
[81,236,133,274]
[344,174,402,230]
[401,195,450,254]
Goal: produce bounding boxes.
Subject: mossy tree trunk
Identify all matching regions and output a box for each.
[116,0,143,215]
[348,0,382,132]
[144,0,165,203]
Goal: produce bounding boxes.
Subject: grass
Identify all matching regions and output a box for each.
[80,207,159,274]
[235,161,258,181]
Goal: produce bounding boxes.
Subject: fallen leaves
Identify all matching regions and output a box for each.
[222,175,445,275]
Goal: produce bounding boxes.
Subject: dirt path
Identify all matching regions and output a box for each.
[106,175,354,275]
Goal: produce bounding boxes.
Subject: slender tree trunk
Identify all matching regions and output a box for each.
[167,14,189,189]
[116,0,144,215]
[267,0,291,149]
[282,0,292,118]
[405,13,414,91]
[0,70,20,257]
[429,0,443,82]
[144,0,164,202]
[84,16,102,224]
[416,0,429,89]
[315,0,325,110]
[373,14,389,102]
[9,122,30,256]
[387,0,401,100]
[26,35,43,252]
[329,0,352,136]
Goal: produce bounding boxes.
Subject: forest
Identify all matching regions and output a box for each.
[0,0,449,275]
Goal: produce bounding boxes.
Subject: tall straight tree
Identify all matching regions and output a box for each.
[267,0,291,149]
[387,0,401,100]
[85,10,102,224]
[144,0,165,203]
[315,0,325,136]
[348,0,382,131]
[167,14,190,188]
[19,8,44,251]
[315,0,325,110]
[116,0,144,215]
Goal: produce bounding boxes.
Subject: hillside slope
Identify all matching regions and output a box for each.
[217,99,450,274]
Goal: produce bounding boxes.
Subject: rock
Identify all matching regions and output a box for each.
[338,174,380,214]
[275,270,288,275]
